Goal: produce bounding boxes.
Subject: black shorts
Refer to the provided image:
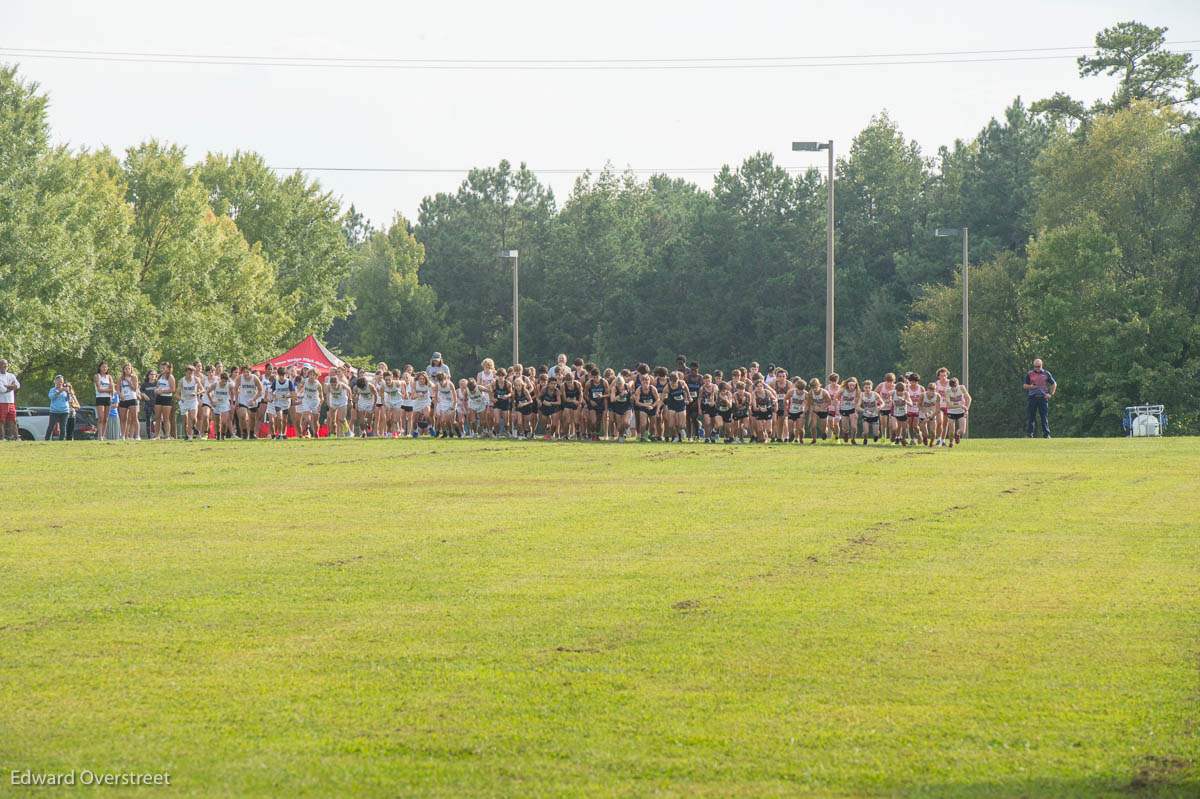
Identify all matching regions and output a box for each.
[840,408,856,416]
[519,404,535,415]
[562,401,579,410]
[701,404,717,417]
[95,397,111,407]
[752,410,771,421]
[948,410,965,419]
[816,410,829,419]
[154,395,173,407]
[401,404,413,412]
[540,405,558,416]
[863,414,880,424]
[666,403,685,414]
[494,400,510,412]
[733,411,749,420]
[718,410,732,423]
[788,411,803,421]
[880,409,891,417]
[118,399,137,409]
[609,403,629,415]
[637,406,656,417]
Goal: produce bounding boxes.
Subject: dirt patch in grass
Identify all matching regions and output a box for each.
[1128,754,1189,789]
[319,555,366,568]
[671,599,703,610]
[554,646,600,654]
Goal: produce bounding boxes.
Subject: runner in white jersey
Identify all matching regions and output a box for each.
[298,370,323,438]
[178,366,201,440]
[934,366,952,445]
[269,369,294,439]
[465,378,488,437]
[206,372,234,440]
[920,383,940,447]
[858,379,882,444]
[381,371,404,437]
[944,377,972,447]
[410,372,433,437]
[877,372,898,444]
[235,365,262,440]
[477,358,498,435]
[433,373,457,437]
[353,376,377,438]
[325,368,348,438]
[837,377,861,444]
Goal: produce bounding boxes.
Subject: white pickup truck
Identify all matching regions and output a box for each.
[15,406,99,440]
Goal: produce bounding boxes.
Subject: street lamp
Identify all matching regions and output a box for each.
[933,227,968,393]
[498,250,519,363]
[793,140,834,377]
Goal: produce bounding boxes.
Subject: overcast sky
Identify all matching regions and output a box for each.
[5,0,1198,227]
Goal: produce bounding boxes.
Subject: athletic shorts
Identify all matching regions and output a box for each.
[840,408,856,416]
[468,403,487,413]
[118,399,137,409]
[948,410,965,419]
[816,410,829,419]
[494,400,510,411]
[880,409,891,417]
[863,414,880,424]
[155,395,173,407]
[638,406,656,417]
[718,410,732,423]
[519,404,535,415]
[0,403,15,423]
[907,411,919,418]
[214,403,230,415]
[701,404,717,417]
[666,402,686,414]
[788,411,803,421]
[540,405,558,416]
[95,397,111,407]
[181,399,198,412]
[752,410,771,421]
[358,400,375,412]
[609,403,629,415]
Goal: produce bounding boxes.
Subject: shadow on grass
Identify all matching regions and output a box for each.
[905,770,1197,799]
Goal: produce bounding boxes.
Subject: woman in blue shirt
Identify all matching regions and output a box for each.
[47,375,71,440]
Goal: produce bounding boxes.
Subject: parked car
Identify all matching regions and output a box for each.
[15,406,98,440]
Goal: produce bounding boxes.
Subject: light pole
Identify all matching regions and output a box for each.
[499,250,519,363]
[933,228,968,392]
[793,140,834,377]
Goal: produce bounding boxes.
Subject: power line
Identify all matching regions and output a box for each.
[268,166,826,175]
[2,44,1196,70]
[4,41,1197,65]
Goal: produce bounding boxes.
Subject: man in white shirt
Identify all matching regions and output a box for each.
[0,358,20,441]
[547,354,569,379]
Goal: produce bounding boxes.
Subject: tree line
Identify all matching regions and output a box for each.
[2,21,1197,436]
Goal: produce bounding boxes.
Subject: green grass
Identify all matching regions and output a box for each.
[1,437,1197,797]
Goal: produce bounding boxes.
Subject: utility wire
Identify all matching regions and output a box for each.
[2,41,1196,65]
[2,43,1196,70]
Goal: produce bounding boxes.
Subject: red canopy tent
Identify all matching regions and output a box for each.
[253,335,346,377]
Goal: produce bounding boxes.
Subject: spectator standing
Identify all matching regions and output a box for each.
[140,369,158,439]
[1023,358,1056,438]
[426,352,451,384]
[47,375,71,440]
[0,358,20,441]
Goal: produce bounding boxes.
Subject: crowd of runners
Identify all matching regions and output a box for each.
[80,351,973,447]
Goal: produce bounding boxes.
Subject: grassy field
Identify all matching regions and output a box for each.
[0,437,1197,797]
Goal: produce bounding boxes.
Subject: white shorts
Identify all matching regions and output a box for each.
[214,402,230,415]
[357,399,374,412]
[468,400,487,413]
[329,397,347,409]
[437,401,455,413]
[385,398,404,409]
[181,398,198,412]
[300,401,319,415]
[411,401,430,412]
